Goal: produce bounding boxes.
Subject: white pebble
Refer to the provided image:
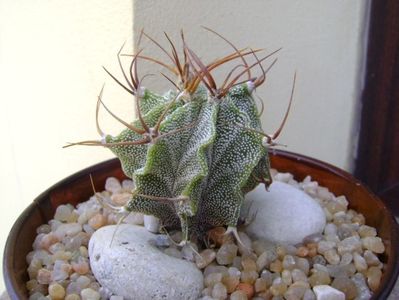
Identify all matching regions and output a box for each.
[105,177,122,194]
[81,288,101,300]
[313,285,345,300]
[144,215,160,233]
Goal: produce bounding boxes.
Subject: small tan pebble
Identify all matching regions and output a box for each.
[52,250,72,261]
[81,288,101,300]
[339,252,353,265]
[324,208,333,222]
[276,245,287,260]
[27,259,42,279]
[230,290,248,300]
[270,259,283,273]
[121,179,134,190]
[353,252,368,272]
[308,270,331,287]
[331,276,358,299]
[72,257,90,275]
[240,270,258,284]
[26,279,38,292]
[324,249,340,265]
[291,268,308,283]
[204,265,228,277]
[281,270,292,285]
[105,177,122,193]
[274,172,293,182]
[296,246,309,257]
[358,225,377,238]
[48,283,66,300]
[235,283,254,299]
[65,294,81,300]
[88,213,107,230]
[216,243,238,265]
[76,275,91,289]
[241,257,257,271]
[79,246,89,258]
[352,213,366,225]
[367,266,382,292]
[54,205,73,222]
[207,227,228,246]
[260,269,273,286]
[337,236,362,255]
[204,272,223,287]
[282,255,296,270]
[257,290,273,300]
[40,233,59,250]
[67,211,80,223]
[111,192,131,206]
[228,266,241,277]
[195,249,216,269]
[222,275,240,293]
[317,186,333,201]
[256,250,276,271]
[232,256,242,270]
[284,282,308,299]
[37,268,52,285]
[326,199,347,214]
[252,239,275,256]
[201,287,212,297]
[333,211,348,225]
[306,243,318,257]
[295,257,310,275]
[362,237,385,253]
[36,224,52,234]
[317,241,335,255]
[211,282,227,299]
[254,277,268,292]
[270,278,288,296]
[363,250,381,266]
[107,213,119,225]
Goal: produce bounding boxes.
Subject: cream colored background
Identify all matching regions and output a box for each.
[0,0,369,292]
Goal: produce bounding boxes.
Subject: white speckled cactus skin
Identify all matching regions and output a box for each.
[69,30,293,242]
[108,83,270,240]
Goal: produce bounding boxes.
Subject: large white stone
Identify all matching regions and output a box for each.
[89,224,203,300]
[243,181,326,245]
[313,285,345,300]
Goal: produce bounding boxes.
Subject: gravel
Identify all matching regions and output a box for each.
[25,172,386,300]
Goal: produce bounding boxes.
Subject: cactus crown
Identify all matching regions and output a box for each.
[68,29,295,244]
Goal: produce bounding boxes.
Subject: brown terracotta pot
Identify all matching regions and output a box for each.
[3,150,399,299]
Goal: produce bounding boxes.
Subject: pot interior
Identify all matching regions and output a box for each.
[3,150,399,299]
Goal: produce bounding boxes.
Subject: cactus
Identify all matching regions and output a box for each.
[68,29,295,244]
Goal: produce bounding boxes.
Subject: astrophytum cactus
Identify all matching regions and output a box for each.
[68,29,295,244]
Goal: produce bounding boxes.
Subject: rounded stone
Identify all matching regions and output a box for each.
[89,224,203,300]
[243,182,326,244]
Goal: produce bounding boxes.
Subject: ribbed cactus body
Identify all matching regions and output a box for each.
[68,30,293,242]
[106,83,271,239]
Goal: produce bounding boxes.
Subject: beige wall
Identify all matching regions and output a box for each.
[0,0,369,292]
[133,0,370,170]
[0,0,133,291]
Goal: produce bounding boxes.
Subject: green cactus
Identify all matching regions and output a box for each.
[68,29,295,244]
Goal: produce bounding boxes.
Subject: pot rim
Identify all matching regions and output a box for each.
[3,150,399,299]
